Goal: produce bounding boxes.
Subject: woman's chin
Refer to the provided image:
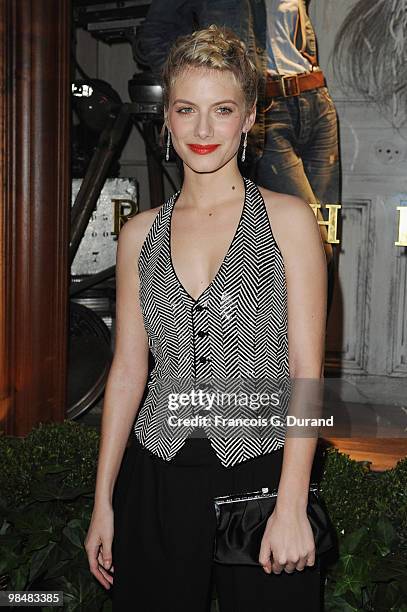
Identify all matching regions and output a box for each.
[183,158,222,174]
[182,152,237,174]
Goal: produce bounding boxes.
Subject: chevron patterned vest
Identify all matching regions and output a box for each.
[134,177,290,468]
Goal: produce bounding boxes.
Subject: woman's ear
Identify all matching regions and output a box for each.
[163,107,170,130]
[244,100,257,132]
[160,113,168,146]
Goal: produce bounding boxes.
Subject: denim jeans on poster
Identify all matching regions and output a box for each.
[255,86,340,206]
[254,86,340,318]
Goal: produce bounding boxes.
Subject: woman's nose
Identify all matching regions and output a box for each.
[194,114,214,139]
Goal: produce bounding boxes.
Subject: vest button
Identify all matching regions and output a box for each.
[196,304,204,311]
[199,356,207,364]
[197,330,207,338]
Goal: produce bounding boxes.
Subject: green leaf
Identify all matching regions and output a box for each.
[324,593,360,612]
[31,484,93,502]
[25,532,52,553]
[102,597,113,611]
[38,464,72,475]
[9,563,30,591]
[333,568,363,599]
[0,532,22,550]
[0,547,21,574]
[374,517,398,553]
[7,507,52,533]
[373,580,406,611]
[62,519,86,549]
[28,542,57,584]
[370,552,407,583]
[340,527,368,555]
[48,568,109,611]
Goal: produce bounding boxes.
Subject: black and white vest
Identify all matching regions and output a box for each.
[134,177,290,468]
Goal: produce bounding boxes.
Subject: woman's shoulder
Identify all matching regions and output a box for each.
[117,203,165,258]
[256,185,321,254]
[257,185,316,224]
[124,203,164,233]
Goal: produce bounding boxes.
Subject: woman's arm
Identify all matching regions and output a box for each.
[271,191,327,506]
[93,216,150,508]
[258,188,327,575]
[85,208,159,588]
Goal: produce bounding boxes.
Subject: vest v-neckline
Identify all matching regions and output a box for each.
[168,178,248,304]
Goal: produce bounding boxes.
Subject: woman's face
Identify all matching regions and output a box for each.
[166,65,256,173]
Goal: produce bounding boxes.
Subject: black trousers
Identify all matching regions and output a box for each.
[112,435,322,612]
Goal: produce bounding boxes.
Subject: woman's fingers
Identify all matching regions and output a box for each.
[97,551,114,583]
[86,541,111,589]
[295,548,315,571]
[258,538,272,573]
[84,506,115,590]
[270,558,284,574]
[305,549,316,567]
[97,563,114,586]
[100,541,113,570]
[271,554,289,574]
[85,533,114,589]
[262,550,315,574]
[281,561,296,574]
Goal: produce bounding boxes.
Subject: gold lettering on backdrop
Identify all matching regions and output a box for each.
[310,204,341,244]
[395,206,407,246]
[112,199,139,235]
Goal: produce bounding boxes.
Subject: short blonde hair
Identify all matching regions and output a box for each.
[162,24,259,118]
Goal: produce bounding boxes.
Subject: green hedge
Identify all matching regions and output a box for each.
[320,448,407,611]
[0,422,406,611]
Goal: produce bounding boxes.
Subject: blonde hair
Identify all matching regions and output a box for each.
[160,24,259,142]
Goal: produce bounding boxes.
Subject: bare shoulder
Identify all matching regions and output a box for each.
[257,186,321,255]
[117,203,164,257]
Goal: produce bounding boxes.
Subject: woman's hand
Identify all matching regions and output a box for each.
[259,505,316,574]
[84,504,115,589]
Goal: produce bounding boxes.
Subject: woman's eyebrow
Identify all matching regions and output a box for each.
[173,98,238,105]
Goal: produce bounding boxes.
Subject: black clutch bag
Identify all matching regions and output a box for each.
[213,483,335,566]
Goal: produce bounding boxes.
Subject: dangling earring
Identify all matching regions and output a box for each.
[166,128,171,162]
[241,131,248,162]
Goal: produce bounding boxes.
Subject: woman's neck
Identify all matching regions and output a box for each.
[179,162,245,210]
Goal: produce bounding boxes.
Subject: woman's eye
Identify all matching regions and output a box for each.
[176,107,193,114]
[216,107,233,115]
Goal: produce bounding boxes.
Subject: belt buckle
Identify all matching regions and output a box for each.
[281,74,300,97]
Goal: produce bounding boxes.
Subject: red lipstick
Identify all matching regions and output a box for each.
[187,144,220,155]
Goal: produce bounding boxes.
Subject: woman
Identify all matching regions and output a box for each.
[85,24,327,611]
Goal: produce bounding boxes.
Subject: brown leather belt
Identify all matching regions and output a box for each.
[266,70,326,98]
